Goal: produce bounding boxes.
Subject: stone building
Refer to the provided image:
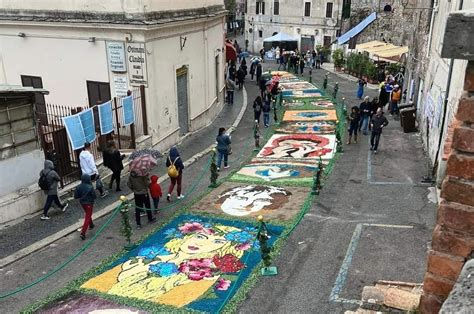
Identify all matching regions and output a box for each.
[0,0,227,149]
[244,0,343,53]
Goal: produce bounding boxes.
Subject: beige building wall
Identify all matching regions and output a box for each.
[245,0,341,53]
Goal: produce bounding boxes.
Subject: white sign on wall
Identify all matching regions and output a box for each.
[126,42,148,87]
[113,75,129,97]
[106,42,127,73]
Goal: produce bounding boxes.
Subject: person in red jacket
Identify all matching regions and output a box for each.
[149,175,162,215]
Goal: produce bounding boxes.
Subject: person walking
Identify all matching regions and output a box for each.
[359,96,372,135]
[275,46,281,64]
[357,78,367,99]
[369,97,379,131]
[253,95,263,124]
[250,61,256,81]
[166,147,185,201]
[236,67,245,90]
[216,127,231,171]
[102,140,124,192]
[390,84,402,115]
[262,91,272,128]
[127,171,156,229]
[256,62,262,86]
[79,142,108,197]
[347,106,360,144]
[149,175,162,215]
[299,57,305,75]
[370,108,389,154]
[39,160,68,220]
[226,77,236,105]
[74,174,96,240]
[260,48,265,62]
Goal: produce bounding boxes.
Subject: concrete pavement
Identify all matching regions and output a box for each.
[238,63,437,313]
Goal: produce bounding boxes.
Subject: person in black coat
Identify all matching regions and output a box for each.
[370,108,389,154]
[236,67,245,90]
[256,63,262,85]
[253,96,263,123]
[103,140,124,191]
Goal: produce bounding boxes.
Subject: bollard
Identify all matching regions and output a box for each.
[257,215,278,276]
[333,82,339,100]
[323,73,328,90]
[209,148,219,188]
[278,91,283,107]
[254,120,261,151]
[336,131,343,153]
[309,68,313,83]
[311,163,322,195]
[273,98,278,124]
[119,195,135,250]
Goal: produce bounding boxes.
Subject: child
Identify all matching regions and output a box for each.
[149,175,162,215]
[74,174,97,240]
[347,106,360,145]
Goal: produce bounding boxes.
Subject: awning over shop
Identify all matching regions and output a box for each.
[337,12,377,45]
[355,40,408,62]
[263,32,298,42]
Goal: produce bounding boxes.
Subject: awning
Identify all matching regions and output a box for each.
[355,40,409,62]
[263,32,298,42]
[338,12,377,45]
[225,42,237,62]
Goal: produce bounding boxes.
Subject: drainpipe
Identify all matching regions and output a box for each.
[432,0,464,179]
[425,0,439,58]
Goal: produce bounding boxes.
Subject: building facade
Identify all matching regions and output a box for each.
[0,0,226,223]
[245,0,342,53]
[0,0,227,151]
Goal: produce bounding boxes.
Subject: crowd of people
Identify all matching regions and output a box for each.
[272,47,325,74]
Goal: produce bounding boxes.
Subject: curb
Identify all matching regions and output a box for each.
[0,87,248,269]
[321,65,379,90]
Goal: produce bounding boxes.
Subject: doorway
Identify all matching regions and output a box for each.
[300,35,315,52]
[176,66,189,136]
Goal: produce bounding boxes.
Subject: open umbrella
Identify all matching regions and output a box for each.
[239,51,250,59]
[261,72,273,81]
[129,154,157,176]
[129,148,162,161]
[251,56,263,63]
[225,42,237,62]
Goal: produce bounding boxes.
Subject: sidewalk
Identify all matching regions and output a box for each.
[320,62,379,90]
[0,87,246,266]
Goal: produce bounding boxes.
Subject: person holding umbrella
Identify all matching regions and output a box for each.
[127,170,156,229]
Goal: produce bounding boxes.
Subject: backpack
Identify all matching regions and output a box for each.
[167,157,179,178]
[38,171,51,191]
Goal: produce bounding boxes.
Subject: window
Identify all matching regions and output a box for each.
[256,0,265,15]
[326,2,333,18]
[323,36,332,47]
[274,0,279,15]
[259,30,263,38]
[304,2,311,17]
[342,0,351,19]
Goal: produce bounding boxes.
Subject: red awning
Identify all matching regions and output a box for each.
[225,42,237,62]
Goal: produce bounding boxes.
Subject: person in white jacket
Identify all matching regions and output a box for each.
[79,142,108,198]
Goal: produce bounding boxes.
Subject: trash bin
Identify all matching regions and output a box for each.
[398,103,414,126]
[400,107,417,133]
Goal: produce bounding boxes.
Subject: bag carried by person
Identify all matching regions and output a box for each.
[38,171,51,191]
[227,145,233,155]
[167,157,180,178]
[95,174,104,191]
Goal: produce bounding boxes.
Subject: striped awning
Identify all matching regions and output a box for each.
[356,40,408,61]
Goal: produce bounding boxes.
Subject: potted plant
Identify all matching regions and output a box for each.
[364,62,378,84]
[332,48,344,71]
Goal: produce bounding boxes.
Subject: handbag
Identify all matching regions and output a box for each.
[227,145,232,155]
[95,174,104,191]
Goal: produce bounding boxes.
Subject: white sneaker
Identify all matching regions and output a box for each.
[100,191,109,198]
[40,215,50,220]
[61,203,69,212]
[177,195,185,199]
[224,166,230,169]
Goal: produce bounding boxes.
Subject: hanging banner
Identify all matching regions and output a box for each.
[79,108,96,144]
[122,95,135,126]
[63,114,86,150]
[98,101,114,135]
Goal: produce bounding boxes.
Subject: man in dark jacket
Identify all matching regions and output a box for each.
[370,108,389,154]
[256,63,263,86]
[74,174,96,239]
[127,171,156,229]
[359,96,372,135]
[40,160,68,220]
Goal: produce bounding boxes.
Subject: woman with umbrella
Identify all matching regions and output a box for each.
[166,147,185,202]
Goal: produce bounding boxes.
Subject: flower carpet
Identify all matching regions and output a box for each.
[26,71,343,313]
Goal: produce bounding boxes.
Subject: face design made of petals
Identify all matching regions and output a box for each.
[180,232,228,255]
[271,139,320,158]
[219,186,287,217]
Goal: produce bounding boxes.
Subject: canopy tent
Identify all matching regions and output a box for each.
[355,40,408,63]
[263,32,298,42]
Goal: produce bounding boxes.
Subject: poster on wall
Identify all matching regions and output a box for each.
[79,109,96,143]
[434,93,444,128]
[106,42,127,73]
[424,92,435,124]
[126,42,148,87]
[113,75,129,97]
[98,101,114,135]
[62,114,86,150]
[122,95,135,126]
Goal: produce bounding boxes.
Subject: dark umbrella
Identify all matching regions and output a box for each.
[129,155,157,177]
[225,42,237,62]
[128,148,163,161]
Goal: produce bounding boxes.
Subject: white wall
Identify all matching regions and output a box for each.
[0,30,109,105]
[0,0,223,13]
[0,149,44,195]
